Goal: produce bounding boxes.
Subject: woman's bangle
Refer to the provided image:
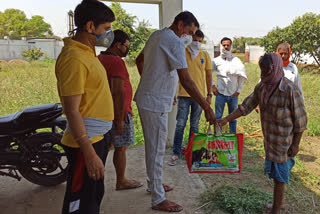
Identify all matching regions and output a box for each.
[203,105,210,111]
[74,134,88,142]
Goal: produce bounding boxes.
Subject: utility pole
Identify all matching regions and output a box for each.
[68,10,75,35]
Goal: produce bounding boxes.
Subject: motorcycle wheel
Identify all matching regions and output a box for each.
[17,132,68,186]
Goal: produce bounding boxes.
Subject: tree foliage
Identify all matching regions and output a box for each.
[261,12,320,65]
[109,3,156,63]
[0,9,53,39]
[232,37,262,53]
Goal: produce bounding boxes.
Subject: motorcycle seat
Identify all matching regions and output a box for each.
[0,112,21,129]
[21,103,59,117]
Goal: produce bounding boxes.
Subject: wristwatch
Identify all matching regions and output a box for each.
[207,93,213,98]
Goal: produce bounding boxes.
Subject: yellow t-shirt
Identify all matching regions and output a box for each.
[55,37,114,148]
[178,49,213,97]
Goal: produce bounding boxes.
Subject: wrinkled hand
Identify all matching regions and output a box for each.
[114,120,124,135]
[217,118,228,127]
[204,107,216,125]
[84,152,105,180]
[231,92,240,97]
[212,85,218,96]
[173,96,177,106]
[287,143,299,158]
[206,96,212,105]
[255,105,260,113]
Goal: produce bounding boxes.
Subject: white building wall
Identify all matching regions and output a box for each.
[0,39,64,61]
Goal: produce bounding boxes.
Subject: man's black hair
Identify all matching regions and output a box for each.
[173,11,199,28]
[195,29,204,38]
[74,0,115,30]
[259,53,273,75]
[109,30,130,48]
[221,37,232,44]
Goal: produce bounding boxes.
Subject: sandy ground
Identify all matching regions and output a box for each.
[0,145,205,214]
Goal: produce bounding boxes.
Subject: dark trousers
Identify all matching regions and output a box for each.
[62,138,109,214]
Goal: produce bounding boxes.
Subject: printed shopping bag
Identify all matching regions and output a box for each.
[185,127,243,173]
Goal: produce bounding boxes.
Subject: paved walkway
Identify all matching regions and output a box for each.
[0,145,206,214]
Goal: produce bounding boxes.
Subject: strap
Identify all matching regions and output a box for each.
[206,123,222,136]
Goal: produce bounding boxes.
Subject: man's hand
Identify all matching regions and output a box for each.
[206,96,212,105]
[82,144,105,180]
[204,107,216,125]
[85,154,105,180]
[231,92,240,97]
[212,85,218,96]
[173,96,177,105]
[217,118,228,127]
[114,120,124,135]
[287,143,299,158]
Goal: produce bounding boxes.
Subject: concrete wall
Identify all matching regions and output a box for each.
[248,45,265,64]
[0,39,63,61]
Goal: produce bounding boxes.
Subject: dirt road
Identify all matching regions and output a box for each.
[0,145,205,214]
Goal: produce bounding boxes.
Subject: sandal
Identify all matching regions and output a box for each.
[168,155,179,166]
[116,180,143,191]
[146,184,173,193]
[152,200,183,212]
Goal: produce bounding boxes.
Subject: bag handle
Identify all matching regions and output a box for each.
[207,122,222,136]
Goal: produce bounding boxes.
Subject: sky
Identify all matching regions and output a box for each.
[1,0,320,44]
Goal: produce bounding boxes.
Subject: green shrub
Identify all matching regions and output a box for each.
[21,47,44,61]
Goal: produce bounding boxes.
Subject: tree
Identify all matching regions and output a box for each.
[261,12,320,66]
[289,13,320,66]
[25,15,53,37]
[0,9,53,39]
[109,3,156,63]
[232,37,262,53]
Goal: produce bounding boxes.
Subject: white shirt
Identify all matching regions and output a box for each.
[134,28,188,113]
[284,62,304,99]
[212,56,247,96]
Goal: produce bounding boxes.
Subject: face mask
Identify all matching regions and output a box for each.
[190,41,201,50]
[95,30,114,48]
[188,41,201,60]
[180,34,193,47]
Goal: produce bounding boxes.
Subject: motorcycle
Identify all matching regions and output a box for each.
[0,103,68,186]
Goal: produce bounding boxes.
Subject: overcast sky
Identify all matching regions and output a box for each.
[2,0,320,44]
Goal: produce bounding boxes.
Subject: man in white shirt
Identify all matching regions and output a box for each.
[277,43,304,99]
[212,37,247,133]
[134,11,216,212]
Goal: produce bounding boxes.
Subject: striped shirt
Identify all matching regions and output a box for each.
[239,77,307,163]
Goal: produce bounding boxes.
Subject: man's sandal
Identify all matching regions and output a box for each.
[168,156,179,166]
[152,200,183,212]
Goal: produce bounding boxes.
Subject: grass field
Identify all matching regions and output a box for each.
[0,59,319,213]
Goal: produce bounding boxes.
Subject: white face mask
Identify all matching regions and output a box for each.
[188,41,201,60]
[180,34,193,47]
[220,44,233,60]
[190,41,201,50]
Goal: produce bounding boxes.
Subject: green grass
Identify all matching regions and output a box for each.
[1,59,320,213]
[200,184,273,214]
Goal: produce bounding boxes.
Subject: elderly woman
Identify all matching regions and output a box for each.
[218,53,307,214]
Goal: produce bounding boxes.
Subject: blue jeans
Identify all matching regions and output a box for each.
[215,93,238,133]
[173,97,203,156]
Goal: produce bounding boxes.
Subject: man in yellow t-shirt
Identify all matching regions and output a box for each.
[55,1,115,213]
[169,30,213,166]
